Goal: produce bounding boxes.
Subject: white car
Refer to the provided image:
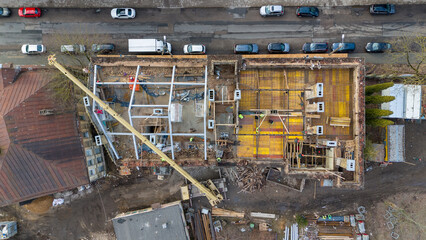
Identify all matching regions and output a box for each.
[21,44,46,55]
[183,44,206,54]
[260,5,284,17]
[111,8,136,19]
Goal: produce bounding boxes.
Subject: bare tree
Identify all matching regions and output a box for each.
[390,35,426,85]
[44,24,112,67]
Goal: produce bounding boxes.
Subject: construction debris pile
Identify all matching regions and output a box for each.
[235,166,266,193]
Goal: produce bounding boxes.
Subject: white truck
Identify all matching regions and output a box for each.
[128,39,172,54]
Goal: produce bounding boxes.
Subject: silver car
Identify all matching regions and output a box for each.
[260,5,284,17]
[61,44,86,54]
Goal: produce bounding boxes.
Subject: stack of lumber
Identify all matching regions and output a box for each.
[236,166,266,193]
[212,208,245,218]
[329,117,351,127]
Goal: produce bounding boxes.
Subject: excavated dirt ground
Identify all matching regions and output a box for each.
[0,117,424,240]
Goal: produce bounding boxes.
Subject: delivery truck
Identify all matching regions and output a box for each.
[128,38,172,54]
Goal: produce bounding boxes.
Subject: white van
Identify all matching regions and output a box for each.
[128,39,172,54]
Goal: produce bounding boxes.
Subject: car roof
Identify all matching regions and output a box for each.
[270,5,283,11]
[310,42,327,46]
[299,6,316,13]
[332,42,355,48]
[61,45,75,50]
[191,45,204,52]
[236,44,252,50]
[28,45,39,51]
[269,43,283,49]
[24,8,37,14]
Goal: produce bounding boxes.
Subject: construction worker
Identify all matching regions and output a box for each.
[256,127,260,133]
[238,114,244,119]
[259,113,265,118]
[190,137,194,142]
[217,157,222,162]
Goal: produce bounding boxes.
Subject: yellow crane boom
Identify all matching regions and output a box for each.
[48,55,223,206]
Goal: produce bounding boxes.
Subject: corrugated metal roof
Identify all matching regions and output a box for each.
[387,125,405,162]
[0,70,89,207]
[381,84,404,118]
[405,85,421,119]
[381,84,421,119]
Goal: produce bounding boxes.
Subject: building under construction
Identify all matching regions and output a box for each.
[88,54,365,188]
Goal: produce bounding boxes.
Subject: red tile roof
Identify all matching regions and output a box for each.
[0,69,89,206]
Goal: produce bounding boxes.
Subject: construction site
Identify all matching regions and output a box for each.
[88,54,365,188]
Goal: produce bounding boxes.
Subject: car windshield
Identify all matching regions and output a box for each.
[310,43,322,50]
[187,45,192,52]
[247,45,253,51]
[37,45,42,51]
[34,9,38,14]
[265,6,271,14]
[118,9,126,15]
[25,45,29,52]
[372,43,381,51]
[0,9,3,14]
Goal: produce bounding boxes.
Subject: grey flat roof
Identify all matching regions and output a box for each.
[112,202,189,240]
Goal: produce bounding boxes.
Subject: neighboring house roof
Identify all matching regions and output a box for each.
[382,84,422,119]
[405,85,421,119]
[0,68,89,207]
[387,125,405,162]
[112,201,190,240]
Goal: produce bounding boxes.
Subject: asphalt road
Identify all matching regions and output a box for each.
[0,6,425,65]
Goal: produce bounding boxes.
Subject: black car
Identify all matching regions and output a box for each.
[234,44,259,54]
[91,43,115,53]
[296,7,319,17]
[302,42,328,53]
[0,7,11,17]
[331,42,356,53]
[370,4,395,15]
[267,43,290,53]
[365,42,392,53]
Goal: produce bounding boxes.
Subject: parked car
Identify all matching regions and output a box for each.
[111,8,136,19]
[18,7,41,18]
[0,7,11,17]
[234,44,259,54]
[183,44,206,54]
[331,42,356,53]
[267,43,290,53]
[365,42,392,53]
[21,44,45,55]
[296,7,319,17]
[302,42,328,53]
[260,5,284,17]
[370,4,395,15]
[91,43,115,53]
[61,44,86,54]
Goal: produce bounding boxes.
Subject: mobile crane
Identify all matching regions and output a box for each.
[48,55,223,206]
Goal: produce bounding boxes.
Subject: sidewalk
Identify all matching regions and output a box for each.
[1,0,423,8]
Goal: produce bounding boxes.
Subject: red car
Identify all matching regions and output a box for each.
[18,7,41,18]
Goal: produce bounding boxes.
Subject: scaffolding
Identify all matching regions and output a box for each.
[92,65,209,160]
